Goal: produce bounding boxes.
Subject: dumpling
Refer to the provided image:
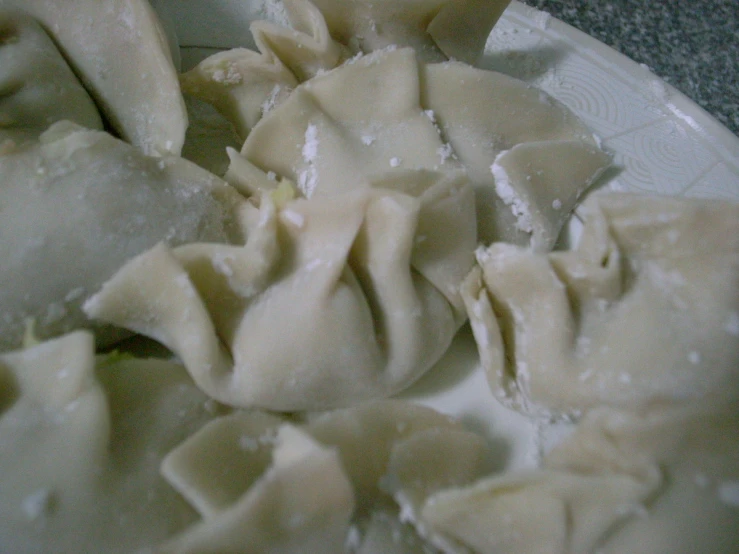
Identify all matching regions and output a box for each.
[0,10,102,145]
[237,46,608,248]
[0,121,247,351]
[84,168,477,410]
[462,192,739,417]
[180,0,513,141]
[158,424,355,554]
[421,402,739,554]
[0,331,226,554]
[159,400,490,552]
[0,0,187,156]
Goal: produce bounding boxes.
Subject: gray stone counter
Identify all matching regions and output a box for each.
[521,0,738,137]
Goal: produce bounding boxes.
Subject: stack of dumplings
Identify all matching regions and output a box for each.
[0,1,737,553]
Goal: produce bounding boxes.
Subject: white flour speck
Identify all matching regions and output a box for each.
[298,124,320,197]
[302,124,319,163]
[437,143,454,164]
[390,157,402,167]
[261,84,283,115]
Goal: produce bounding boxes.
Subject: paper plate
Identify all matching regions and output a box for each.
[154,0,739,472]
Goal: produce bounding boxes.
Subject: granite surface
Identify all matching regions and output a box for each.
[521,0,738,137]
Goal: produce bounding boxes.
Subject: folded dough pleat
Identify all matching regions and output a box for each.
[238,46,608,250]
[157,425,355,554]
[0,10,103,145]
[85,171,473,410]
[421,61,610,248]
[239,47,464,198]
[159,400,490,551]
[0,121,247,352]
[309,0,512,63]
[0,0,187,155]
[304,400,486,514]
[462,193,739,417]
[422,403,739,554]
[0,331,223,553]
[180,0,347,140]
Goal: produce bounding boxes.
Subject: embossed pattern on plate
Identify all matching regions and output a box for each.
[486,2,739,200]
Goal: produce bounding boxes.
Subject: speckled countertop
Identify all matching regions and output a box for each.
[521,0,739,137]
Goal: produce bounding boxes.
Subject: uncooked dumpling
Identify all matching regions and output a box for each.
[180,0,512,141]
[0,331,225,554]
[158,400,490,552]
[0,121,247,351]
[85,168,477,410]
[422,402,739,554]
[158,425,355,554]
[0,0,187,156]
[462,192,739,417]
[238,46,608,249]
[0,10,102,145]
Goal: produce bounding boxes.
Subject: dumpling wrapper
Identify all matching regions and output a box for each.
[462,192,739,417]
[0,121,247,351]
[85,168,476,410]
[161,410,287,518]
[157,424,355,554]
[308,0,512,64]
[238,46,608,249]
[0,10,102,145]
[382,427,491,553]
[420,61,610,247]
[0,331,225,554]
[421,402,739,554]
[0,0,187,156]
[180,0,345,140]
[161,400,490,551]
[180,0,512,140]
[239,47,466,199]
[305,400,489,515]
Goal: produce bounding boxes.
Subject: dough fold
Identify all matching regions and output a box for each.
[0,0,187,155]
[85,169,476,410]
[0,10,103,145]
[422,402,739,554]
[0,121,247,351]
[237,47,609,249]
[0,331,224,554]
[180,0,513,140]
[462,192,739,417]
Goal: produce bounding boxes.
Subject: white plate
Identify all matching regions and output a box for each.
[155,0,739,472]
